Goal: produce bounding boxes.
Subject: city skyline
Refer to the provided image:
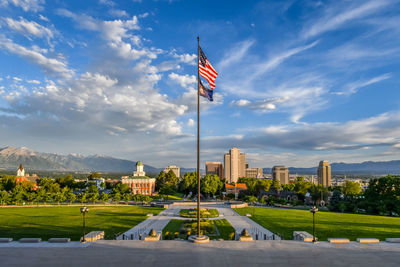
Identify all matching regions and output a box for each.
[1,0,400,168]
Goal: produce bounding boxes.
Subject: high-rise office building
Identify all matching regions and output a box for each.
[205,162,224,179]
[164,165,180,178]
[318,160,331,187]
[224,147,246,183]
[272,166,289,185]
[245,168,263,178]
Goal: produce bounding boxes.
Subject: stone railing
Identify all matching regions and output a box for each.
[82,231,104,242]
[293,231,314,242]
[231,203,248,209]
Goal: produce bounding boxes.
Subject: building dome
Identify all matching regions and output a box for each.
[136,161,143,166]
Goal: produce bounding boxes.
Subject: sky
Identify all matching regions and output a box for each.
[1,0,400,169]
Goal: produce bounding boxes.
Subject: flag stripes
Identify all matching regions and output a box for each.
[199,46,218,90]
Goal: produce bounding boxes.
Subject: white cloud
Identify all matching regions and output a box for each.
[5,17,55,45]
[0,35,74,79]
[38,14,48,22]
[109,9,129,18]
[172,52,196,65]
[98,0,115,6]
[138,12,149,18]
[218,39,254,70]
[58,9,158,60]
[1,0,44,12]
[187,118,194,127]
[168,72,196,89]
[27,79,40,84]
[333,73,391,95]
[302,0,391,39]
[252,41,319,79]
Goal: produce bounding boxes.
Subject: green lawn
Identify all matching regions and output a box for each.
[0,206,163,241]
[162,219,235,240]
[179,208,219,218]
[235,207,400,241]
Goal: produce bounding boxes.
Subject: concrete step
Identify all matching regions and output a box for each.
[357,238,379,243]
[328,238,350,243]
[48,238,71,243]
[19,238,42,243]
[385,238,400,243]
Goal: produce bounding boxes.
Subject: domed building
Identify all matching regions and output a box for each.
[133,161,145,177]
[121,161,155,195]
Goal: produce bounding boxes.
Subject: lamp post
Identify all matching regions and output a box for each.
[310,206,318,243]
[80,206,89,242]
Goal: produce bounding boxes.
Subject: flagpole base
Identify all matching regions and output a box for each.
[188,235,209,243]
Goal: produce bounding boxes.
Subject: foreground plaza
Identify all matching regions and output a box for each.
[0,240,399,266]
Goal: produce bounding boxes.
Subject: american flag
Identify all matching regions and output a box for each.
[199,46,218,89]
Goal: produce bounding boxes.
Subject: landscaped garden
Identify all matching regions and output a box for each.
[162,218,235,240]
[179,208,219,218]
[0,206,163,241]
[235,207,400,241]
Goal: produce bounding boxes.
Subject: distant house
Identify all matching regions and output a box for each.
[260,189,298,202]
[225,183,247,199]
[16,164,38,190]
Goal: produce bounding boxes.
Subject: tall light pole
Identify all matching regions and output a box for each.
[310,206,318,243]
[80,206,89,242]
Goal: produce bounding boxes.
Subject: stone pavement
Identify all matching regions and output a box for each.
[1,240,399,267]
[117,204,278,240]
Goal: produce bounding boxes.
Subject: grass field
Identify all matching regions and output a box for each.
[162,219,235,240]
[0,206,163,241]
[235,207,400,241]
[179,208,219,218]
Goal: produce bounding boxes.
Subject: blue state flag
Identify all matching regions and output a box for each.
[199,80,213,101]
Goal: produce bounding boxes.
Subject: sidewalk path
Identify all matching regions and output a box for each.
[118,203,279,240]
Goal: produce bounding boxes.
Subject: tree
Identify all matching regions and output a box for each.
[56,175,75,189]
[36,188,46,205]
[159,185,175,197]
[238,177,259,196]
[88,172,102,180]
[0,175,16,191]
[66,189,77,204]
[53,192,66,205]
[201,174,223,197]
[244,195,258,203]
[308,184,328,205]
[156,170,178,191]
[342,181,362,197]
[272,179,282,193]
[24,191,36,205]
[0,190,10,205]
[282,183,295,191]
[87,184,99,204]
[79,192,88,204]
[113,183,130,194]
[100,193,110,203]
[11,186,24,205]
[294,177,312,201]
[257,179,272,193]
[112,192,121,202]
[363,175,400,215]
[179,172,198,194]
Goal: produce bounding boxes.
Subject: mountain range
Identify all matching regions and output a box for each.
[0,146,399,175]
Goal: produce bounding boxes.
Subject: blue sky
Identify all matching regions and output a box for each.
[1,0,400,168]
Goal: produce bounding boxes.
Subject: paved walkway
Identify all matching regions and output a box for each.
[1,240,399,266]
[117,204,279,240]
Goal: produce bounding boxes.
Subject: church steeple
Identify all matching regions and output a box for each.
[17,164,25,177]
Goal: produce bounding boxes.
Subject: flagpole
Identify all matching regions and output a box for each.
[196,36,201,238]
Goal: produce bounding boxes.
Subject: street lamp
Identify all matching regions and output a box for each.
[80,206,89,242]
[310,206,318,243]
